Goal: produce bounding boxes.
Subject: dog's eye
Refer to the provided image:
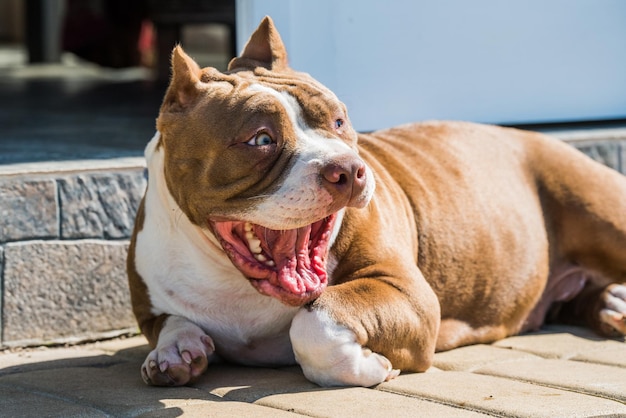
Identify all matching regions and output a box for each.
[335,119,345,130]
[247,132,273,146]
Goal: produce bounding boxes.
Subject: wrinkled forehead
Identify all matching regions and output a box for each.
[202,67,346,129]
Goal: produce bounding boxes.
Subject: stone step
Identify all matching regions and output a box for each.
[0,128,625,348]
[0,158,145,347]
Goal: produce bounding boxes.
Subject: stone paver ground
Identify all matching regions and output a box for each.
[1,325,625,417]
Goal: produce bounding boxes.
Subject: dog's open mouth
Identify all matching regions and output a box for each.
[210,214,337,306]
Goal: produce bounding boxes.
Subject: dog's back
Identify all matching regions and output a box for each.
[356,121,626,349]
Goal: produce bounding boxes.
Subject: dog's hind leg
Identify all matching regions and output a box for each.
[596,284,626,335]
[530,133,626,337]
[549,281,626,337]
[436,320,510,352]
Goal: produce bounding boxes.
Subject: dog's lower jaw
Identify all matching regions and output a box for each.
[290,308,400,387]
[210,214,337,306]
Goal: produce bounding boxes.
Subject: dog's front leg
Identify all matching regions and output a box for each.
[290,304,399,387]
[141,315,215,386]
[290,275,440,387]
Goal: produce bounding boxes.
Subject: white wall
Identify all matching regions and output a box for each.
[237,0,626,132]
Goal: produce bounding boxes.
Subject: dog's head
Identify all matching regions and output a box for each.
[155,16,375,306]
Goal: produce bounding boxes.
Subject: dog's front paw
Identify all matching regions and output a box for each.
[598,283,626,336]
[290,308,399,387]
[141,316,215,386]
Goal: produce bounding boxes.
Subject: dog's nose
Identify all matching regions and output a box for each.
[321,158,368,206]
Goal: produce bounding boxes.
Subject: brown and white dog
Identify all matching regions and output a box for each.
[128,16,626,387]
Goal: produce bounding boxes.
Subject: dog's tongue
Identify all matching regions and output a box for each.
[263,226,325,296]
[211,219,332,306]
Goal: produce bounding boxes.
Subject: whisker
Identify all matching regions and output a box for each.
[245,194,273,200]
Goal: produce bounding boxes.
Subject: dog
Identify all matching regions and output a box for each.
[127,16,626,387]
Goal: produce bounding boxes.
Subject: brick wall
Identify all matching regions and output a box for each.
[0,169,146,347]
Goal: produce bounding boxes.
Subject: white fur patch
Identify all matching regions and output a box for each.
[246,84,375,230]
[290,308,399,387]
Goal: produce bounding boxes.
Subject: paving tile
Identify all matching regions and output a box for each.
[0,385,108,417]
[433,344,541,371]
[493,325,625,359]
[0,347,113,376]
[136,401,305,417]
[0,338,152,380]
[475,358,626,402]
[3,330,625,417]
[0,363,220,417]
[84,335,151,365]
[90,335,148,354]
[378,370,626,417]
[571,346,626,368]
[196,364,488,417]
[193,364,319,402]
[260,386,490,417]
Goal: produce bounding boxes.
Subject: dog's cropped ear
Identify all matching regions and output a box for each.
[160,46,202,113]
[228,16,288,72]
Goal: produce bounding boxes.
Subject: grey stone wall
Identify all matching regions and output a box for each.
[0,245,3,331]
[58,173,144,239]
[2,241,133,345]
[571,140,626,174]
[0,171,145,244]
[0,169,145,347]
[0,179,58,242]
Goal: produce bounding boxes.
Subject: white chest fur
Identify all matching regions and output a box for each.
[134,133,299,365]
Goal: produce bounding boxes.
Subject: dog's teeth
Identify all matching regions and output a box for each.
[254,253,275,267]
[249,238,262,254]
[244,223,264,254]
